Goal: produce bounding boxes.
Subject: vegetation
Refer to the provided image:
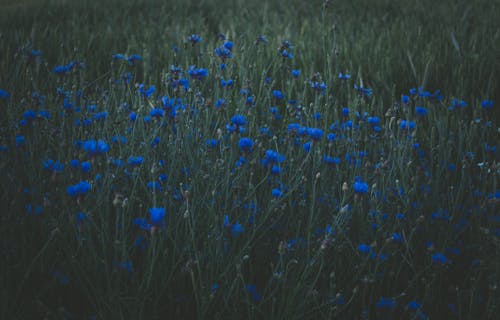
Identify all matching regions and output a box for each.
[0,0,499,318]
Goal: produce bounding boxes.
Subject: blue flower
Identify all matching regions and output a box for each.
[432,252,450,265]
[231,114,247,126]
[138,84,156,98]
[272,188,283,198]
[128,156,144,166]
[358,243,371,254]
[354,84,373,97]
[376,297,396,309]
[353,177,369,194]
[415,106,428,116]
[238,137,254,153]
[188,66,209,80]
[15,134,25,147]
[307,128,324,141]
[149,207,166,226]
[291,69,301,78]
[245,284,262,302]
[188,34,202,44]
[273,90,285,100]
[402,95,410,104]
[215,46,233,60]
[230,222,244,237]
[323,155,341,165]
[481,99,493,110]
[338,72,351,80]
[0,89,10,99]
[67,181,91,197]
[310,81,327,93]
[81,161,92,173]
[82,139,109,157]
[223,40,234,51]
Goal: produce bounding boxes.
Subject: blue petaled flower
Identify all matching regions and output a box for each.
[354,84,373,97]
[81,139,109,157]
[358,243,371,254]
[481,99,493,110]
[291,69,301,78]
[67,181,91,197]
[245,284,262,302]
[272,188,283,198]
[323,155,341,165]
[415,106,429,116]
[230,222,244,237]
[215,46,233,60]
[273,90,285,100]
[432,252,450,265]
[307,128,324,141]
[376,297,396,309]
[0,89,10,99]
[338,72,351,80]
[238,137,254,153]
[231,114,247,126]
[149,207,166,226]
[188,66,209,80]
[188,34,202,44]
[128,156,144,166]
[138,84,156,98]
[354,177,369,194]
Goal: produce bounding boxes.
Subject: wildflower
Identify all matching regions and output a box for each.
[67,181,91,197]
[238,137,254,153]
[358,243,371,254]
[149,207,166,226]
[399,120,416,131]
[0,89,10,99]
[42,159,65,173]
[376,297,396,309]
[272,188,283,198]
[307,127,324,141]
[81,139,109,157]
[80,161,92,173]
[291,69,301,78]
[223,40,233,51]
[245,284,262,302]
[205,139,219,148]
[215,46,233,60]
[230,222,244,237]
[407,301,421,310]
[310,81,327,93]
[415,106,428,116]
[255,35,268,44]
[481,99,493,110]
[431,252,450,265]
[401,95,410,104]
[354,84,373,98]
[188,34,202,45]
[303,141,312,153]
[128,156,144,166]
[273,90,285,100]
[15,135,25,147]
[323,155,341,165]
[138,84,156,98]
[353,177,369,194]
[221,78,234,88]
[338,72,351,80]
[188,66,209,80]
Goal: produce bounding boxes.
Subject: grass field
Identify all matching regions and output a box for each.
[1,0,499,319]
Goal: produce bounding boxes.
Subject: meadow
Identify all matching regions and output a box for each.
[0,0,499,318]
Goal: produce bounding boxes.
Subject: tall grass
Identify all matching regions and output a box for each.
[1,0,499,319]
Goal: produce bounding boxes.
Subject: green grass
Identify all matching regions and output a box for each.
[0,0,499,319]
